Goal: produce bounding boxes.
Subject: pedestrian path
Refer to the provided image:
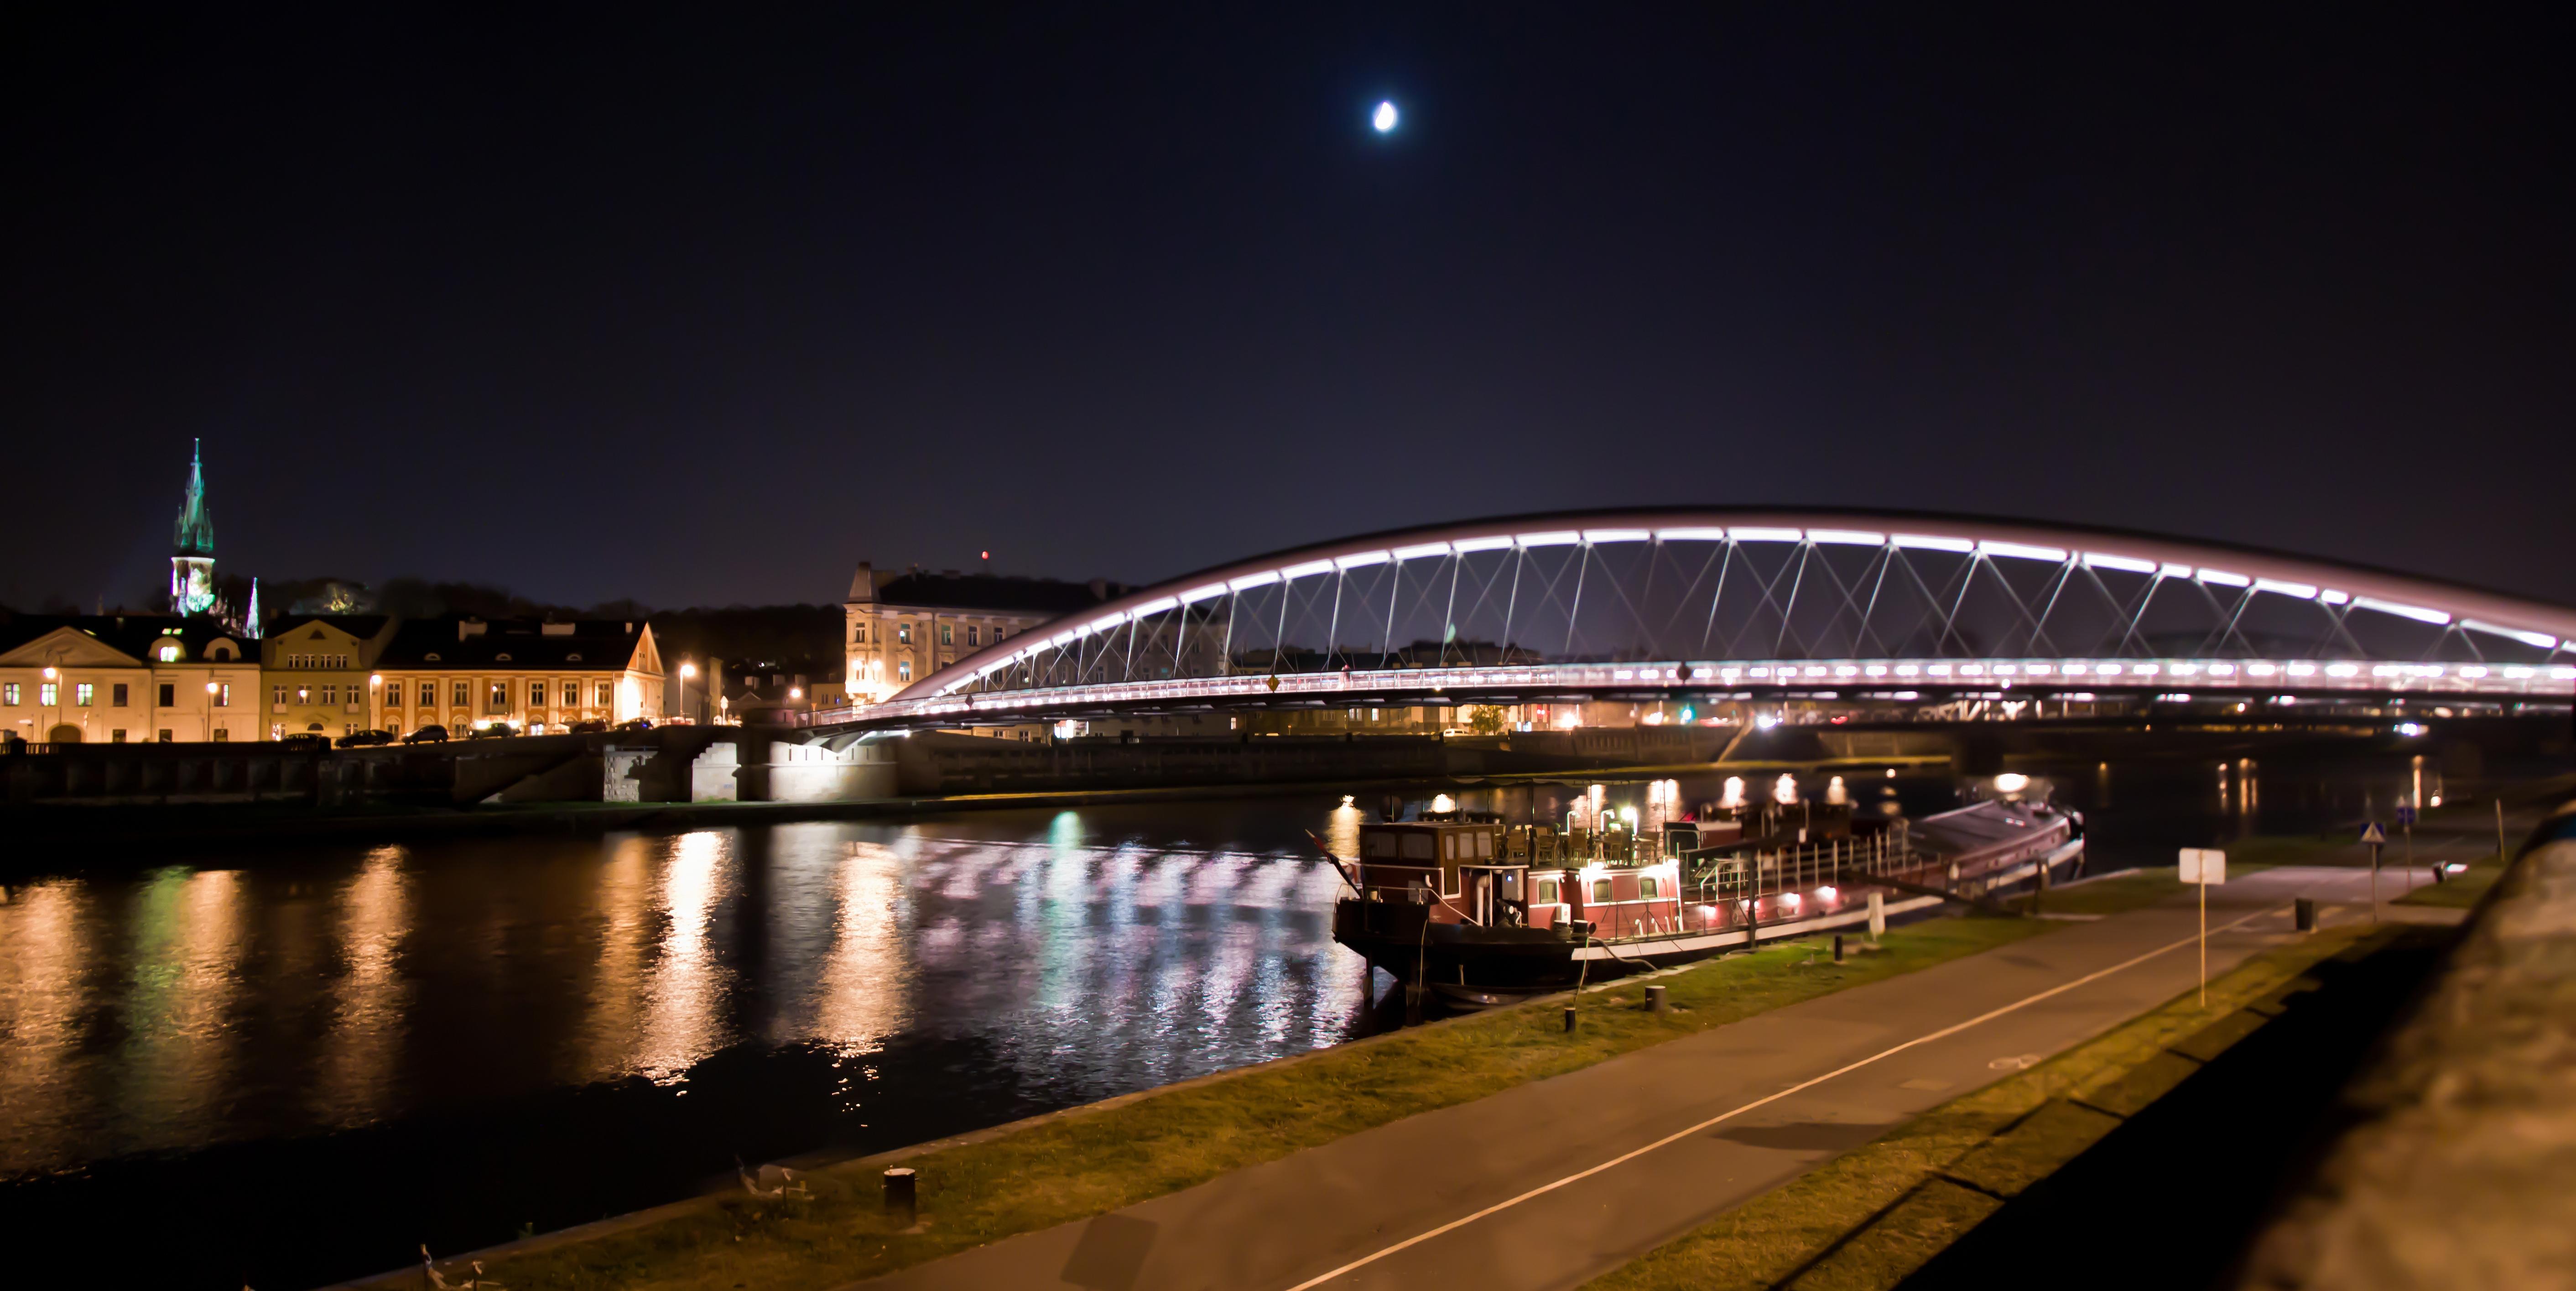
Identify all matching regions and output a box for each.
[859,872,2456,1291]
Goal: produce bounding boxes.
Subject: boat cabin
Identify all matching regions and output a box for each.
[1355,819,1684,938]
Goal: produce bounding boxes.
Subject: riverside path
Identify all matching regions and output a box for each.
[856,868,2460,1291]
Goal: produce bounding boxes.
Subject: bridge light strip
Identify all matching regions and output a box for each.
[1807,529,1884,546]
[2254,579,2320,599]
[2082,553,2158,574]
[1180,582,1228,603]
[1452,534,1516,553]
[1228,570,1280,591]
[1730,527,1805,544]
[1977,540,2068,562]
[2198,569,2252,587]
[1333,550,1391,570]
[1654,527,1731,542]
[2461,619,2558,649]
[2352,597,2450,625]
[1892,534,1975,553]
[1582,528,1653,544]
[1391,542,1452,561]
[1518,530,1582,547]
[1280,559,1336,580]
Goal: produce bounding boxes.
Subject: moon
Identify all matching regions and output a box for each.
[1372,101,1398,133]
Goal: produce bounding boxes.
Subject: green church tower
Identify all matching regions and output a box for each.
[171,439,217,616]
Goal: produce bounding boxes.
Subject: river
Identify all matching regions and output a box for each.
[0,745,2464,1287]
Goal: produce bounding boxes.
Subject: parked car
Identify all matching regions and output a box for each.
[567,719,610,733]
[401,725,450,744]
[335,729,394,748]
[278,732,330,751]
[467,723,514,739]
[614,717,655,732]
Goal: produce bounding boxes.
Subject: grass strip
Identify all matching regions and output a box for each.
[2393,852,2503,909]
[383,910,2097,1291]
[1582,922,2383,1291]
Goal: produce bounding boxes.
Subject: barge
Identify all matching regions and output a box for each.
[1328,786,2082,1005]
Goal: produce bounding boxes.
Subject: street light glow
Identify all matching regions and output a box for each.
[1372,101,1398,133]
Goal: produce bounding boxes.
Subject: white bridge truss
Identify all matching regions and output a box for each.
[825,509,2576,728]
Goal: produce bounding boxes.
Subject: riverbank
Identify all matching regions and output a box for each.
[1586,919,2437,1290]
[359,911,2059,1290]
[362,868,2238,1291]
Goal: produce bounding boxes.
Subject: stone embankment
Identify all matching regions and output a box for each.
[2233,799,2576,1289]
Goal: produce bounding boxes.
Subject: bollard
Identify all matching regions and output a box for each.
[1644,984,1668,1013]
[2294,897,2316,932]
[884,1167,916,1229]
[1833,934,1845,963]
[1563,1006,1578,1033]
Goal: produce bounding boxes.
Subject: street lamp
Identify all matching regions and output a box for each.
[679,662,697,723]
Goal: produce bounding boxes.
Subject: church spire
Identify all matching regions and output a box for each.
[172,437,216,557]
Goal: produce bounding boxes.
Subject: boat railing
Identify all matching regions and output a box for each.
[1688,823,1920,903]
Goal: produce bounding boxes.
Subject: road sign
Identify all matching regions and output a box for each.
[2359,822,2387,845]
[2396,805,2417,826]
[2178,847,2228,884]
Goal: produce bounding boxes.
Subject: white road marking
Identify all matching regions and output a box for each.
[1280,902,2291,1291]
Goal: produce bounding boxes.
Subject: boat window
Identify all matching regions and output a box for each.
[1475,831,1494,858]
[1639,877,1660,899]
[1363,833,1397,858]
[1536,880,1558,903]
[1592,878,1613,903]
[1400,834,1437,861]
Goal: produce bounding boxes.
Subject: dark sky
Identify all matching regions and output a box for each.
[6,6,2569,612]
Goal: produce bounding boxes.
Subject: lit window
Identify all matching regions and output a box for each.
[157,643,180,662]
[898,623,912,645]
[940,623,953,646]
[968,625,980,647]
[897,659,912,682]
[214,684,230,708]
[75,683,94,706]
[1,682,15,705]
[489,681,510,710]
[297,686,310,703]
[41,683,59,706]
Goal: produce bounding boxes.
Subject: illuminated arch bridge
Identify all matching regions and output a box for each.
[826,508,2576,730]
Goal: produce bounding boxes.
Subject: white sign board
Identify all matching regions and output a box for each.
[2178,847,2228,885]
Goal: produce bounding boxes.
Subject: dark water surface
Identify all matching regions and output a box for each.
[0,748,2461,1287]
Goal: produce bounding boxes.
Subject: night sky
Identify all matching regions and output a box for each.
[6,7,2568,612]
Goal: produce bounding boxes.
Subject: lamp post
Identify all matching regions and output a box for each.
[205,679,219,742]
[41,665,57,743]
[679,662,697,723]
[370,674,381,735]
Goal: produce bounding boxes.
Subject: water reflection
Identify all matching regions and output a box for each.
[314,847,410,1128]
[0,880,89,1172]
[635,831,731,1083]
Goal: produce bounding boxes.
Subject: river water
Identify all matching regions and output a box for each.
[0,747,2462,1287]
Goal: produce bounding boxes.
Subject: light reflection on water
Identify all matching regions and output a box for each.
[0,807,1364,1184]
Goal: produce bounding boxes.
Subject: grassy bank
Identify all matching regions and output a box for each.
[1582,922,2389,1291]
[2394,852,2505,909]
[391,913,2085,1291]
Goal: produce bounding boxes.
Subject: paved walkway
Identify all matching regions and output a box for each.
[860,869,2459,1291]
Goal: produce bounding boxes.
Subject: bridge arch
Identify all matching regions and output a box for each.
[856,508,2576,726]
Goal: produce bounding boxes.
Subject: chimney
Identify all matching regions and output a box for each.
[846,561,878,605]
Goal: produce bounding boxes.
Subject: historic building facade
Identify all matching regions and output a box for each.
[373,617,665,735]
[842,563,1124,708]
[260,616,400,739]
[0,617,260,744]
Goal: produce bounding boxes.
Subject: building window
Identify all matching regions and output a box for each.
[453,680,470,707]
[157,643,181,662]
[74,683,94,706]
[897,659,912,682]
[40,682,58,706]
[561,680,578,706]
[853,624,867,644]
[158,729,172,742]
[897,622,912,645]
[1,682,16,705]
[420,681,436,706]
[157,683,174,706]
[213,728,229,742]
[1592,878,1613,903]
[940,623,953,646]
[489,681,510,711]
[297,685,311,703]
[215,684,230,708]
[111,729,127,742]
[321,684,338,705]
[113,683,129,707]
[968,625,980,647]
[274,685,288,705]
[595,681,612,706]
